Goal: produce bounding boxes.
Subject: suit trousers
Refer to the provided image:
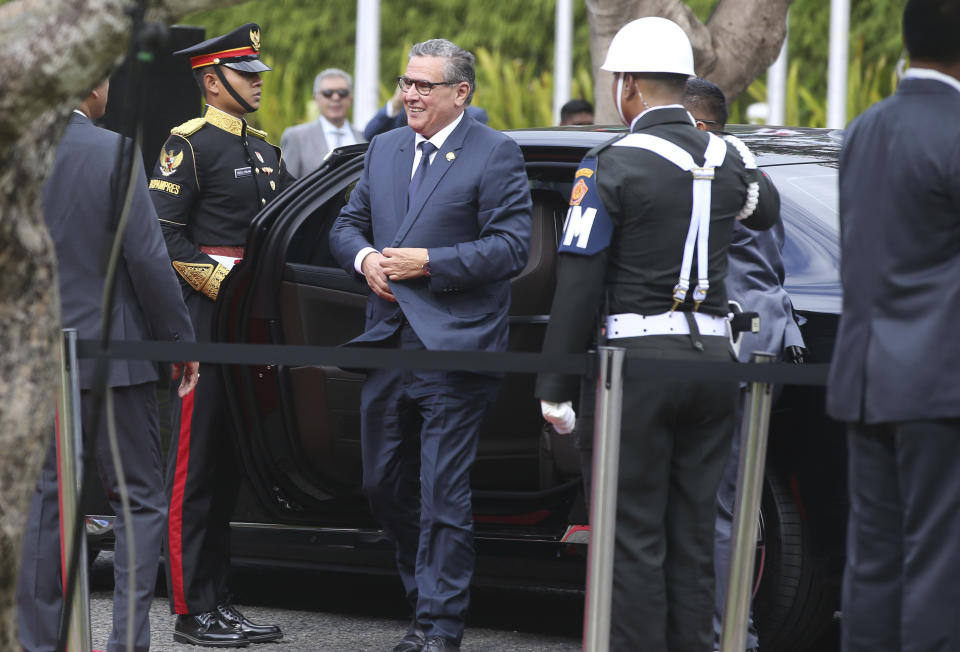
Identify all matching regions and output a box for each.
[611,334,737,652]
[843,420,960,652]
[360,325,499,644]
[164,292,241,615]
[17,382,165,652]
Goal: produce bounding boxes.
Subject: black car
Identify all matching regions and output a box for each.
[91,125,847,652]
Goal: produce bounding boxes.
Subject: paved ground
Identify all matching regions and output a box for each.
[89,554,583,652]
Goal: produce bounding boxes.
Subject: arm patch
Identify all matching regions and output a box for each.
[557,156,614,255]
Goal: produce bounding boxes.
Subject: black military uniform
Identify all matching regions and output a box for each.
[536,106,776,651]
[148,23,286,647]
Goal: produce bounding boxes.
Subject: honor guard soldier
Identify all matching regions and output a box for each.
[148,23,286,648]
[535,18,777,652]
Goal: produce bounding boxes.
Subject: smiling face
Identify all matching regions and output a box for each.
[402,56,469,139]
[314,74,352,127]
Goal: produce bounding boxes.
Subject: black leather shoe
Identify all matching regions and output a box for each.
[217,603,283,643]
[392,620,427,652]
[173,611,249,647]
[422,637,460,652]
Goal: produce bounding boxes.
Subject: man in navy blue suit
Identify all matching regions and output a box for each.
[330,39,531,652]
[827,1,960,650]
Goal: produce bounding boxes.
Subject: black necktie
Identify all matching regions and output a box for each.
[408,141,437,207]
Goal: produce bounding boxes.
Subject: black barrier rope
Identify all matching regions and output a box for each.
[76,339,831,386]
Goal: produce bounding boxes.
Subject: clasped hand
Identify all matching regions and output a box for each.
[360,247,429,302]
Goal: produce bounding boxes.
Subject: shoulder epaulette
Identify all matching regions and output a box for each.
[171,117,206,137]
[247,126,268,140]
[586,133,628,157]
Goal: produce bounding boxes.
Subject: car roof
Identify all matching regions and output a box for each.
[506,124,842,166]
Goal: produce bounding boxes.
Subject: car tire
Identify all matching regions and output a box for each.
[753,469,839,652]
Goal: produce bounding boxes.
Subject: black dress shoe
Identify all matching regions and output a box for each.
[173,611,249,647]
[392,620,427,652]
[217,602,283,643]
[422,637,460,652]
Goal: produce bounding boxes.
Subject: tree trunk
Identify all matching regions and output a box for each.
[587,0,792,124]
[0,0,243,647]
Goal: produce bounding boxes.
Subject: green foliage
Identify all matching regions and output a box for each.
[181,0,906,133]
[730,39,899,127]
[472,48,593,130]
[183,0,592,136]
[729,0,905,126]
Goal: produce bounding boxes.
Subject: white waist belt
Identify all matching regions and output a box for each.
[605,311,728,339]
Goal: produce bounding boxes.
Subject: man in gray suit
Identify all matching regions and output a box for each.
[281,68,365,178]
[683,78,804,652]
[16,80,198,652]
[827,1,960,650]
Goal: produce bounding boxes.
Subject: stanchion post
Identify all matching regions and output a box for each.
[719,351,777,652]
[57,329,93,652]
[583,346,626,652]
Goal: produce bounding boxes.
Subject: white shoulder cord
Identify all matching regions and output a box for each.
[723,134,760,221]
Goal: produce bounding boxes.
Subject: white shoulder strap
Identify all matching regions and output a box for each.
[613,132,727,309]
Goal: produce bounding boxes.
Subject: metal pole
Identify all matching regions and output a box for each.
[766,11,789,126]
[57,329,92,652]
[826,0,850,128]
[353,0,380,131]
[719,351,776,652]
[583,346,625,652]
[553,0,573,125]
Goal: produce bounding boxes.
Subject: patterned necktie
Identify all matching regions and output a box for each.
[408,141,437,207]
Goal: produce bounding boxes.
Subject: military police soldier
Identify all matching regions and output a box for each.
[535,18,777,652]
[148,23,286,647]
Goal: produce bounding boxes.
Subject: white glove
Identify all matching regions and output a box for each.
[541,400,576,435]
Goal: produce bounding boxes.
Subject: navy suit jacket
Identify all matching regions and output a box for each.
[827,77,960,422]
[44,113,194,389]
[330,113,531,352]
[726,217,804,362]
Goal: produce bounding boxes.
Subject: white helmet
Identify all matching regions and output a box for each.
[600,17,695,76]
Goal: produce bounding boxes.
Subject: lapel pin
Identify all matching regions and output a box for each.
[446,152,456,161]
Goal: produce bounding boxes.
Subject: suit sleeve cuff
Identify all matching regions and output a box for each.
[385,101,399,118]
[354,247,378,275]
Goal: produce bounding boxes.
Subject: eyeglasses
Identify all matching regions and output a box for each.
[694,118,721,127]
[396,76,459,96]
[319,89,350,99]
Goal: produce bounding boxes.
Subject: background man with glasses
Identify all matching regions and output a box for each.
[281,68,365,178]
[330,38,531,652]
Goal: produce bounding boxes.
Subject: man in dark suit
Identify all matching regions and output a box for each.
[281,68,365,178]
[16,80,198,652]
[330,38,531,652]
[682,77,802,652]
[827,1,960,650]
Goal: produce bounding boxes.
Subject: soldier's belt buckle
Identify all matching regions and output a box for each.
[691,167,715,180]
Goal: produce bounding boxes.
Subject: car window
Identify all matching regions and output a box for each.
[764,163,842,313]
